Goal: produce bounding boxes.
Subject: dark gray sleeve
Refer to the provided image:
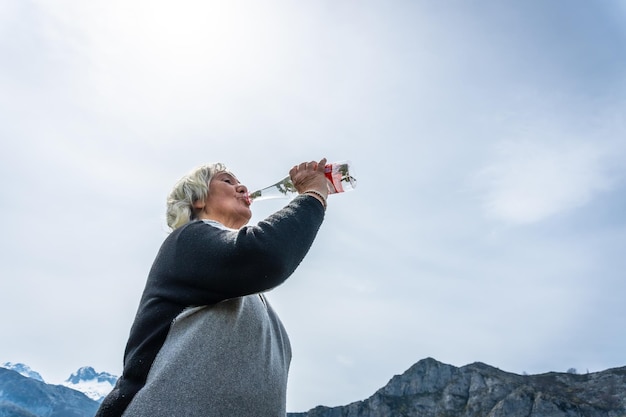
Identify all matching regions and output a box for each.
[150,194,325,305]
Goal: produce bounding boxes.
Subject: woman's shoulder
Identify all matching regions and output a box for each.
[164,220,227,245]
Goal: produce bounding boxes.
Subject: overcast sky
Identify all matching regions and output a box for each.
[1,0,626,412]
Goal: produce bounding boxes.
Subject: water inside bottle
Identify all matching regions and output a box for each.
[248,160,356,202]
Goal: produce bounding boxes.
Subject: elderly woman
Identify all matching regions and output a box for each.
[96,159,329,417]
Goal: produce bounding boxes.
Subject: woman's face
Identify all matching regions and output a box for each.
[195,171,252,229]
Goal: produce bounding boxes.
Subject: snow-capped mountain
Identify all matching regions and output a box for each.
[1,361,45,382]
[1,362,117,403]
[0,366,99,417]
[62,366,118,402]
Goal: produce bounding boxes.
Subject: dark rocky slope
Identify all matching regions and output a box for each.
[0,368,98,417]
[289,357,626,417]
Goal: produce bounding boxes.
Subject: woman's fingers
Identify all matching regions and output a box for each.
[293,158,327,174]
[289,158,329,195]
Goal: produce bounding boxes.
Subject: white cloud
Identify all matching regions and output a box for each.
[476,136,615,224]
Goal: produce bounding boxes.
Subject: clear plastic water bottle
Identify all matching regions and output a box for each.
[248,160,357,202]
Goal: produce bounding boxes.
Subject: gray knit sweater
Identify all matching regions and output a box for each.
[96,195,325,417]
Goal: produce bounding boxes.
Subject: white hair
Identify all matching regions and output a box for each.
[166,163,228,230]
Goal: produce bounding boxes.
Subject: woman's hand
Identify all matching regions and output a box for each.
[290,158,329,205]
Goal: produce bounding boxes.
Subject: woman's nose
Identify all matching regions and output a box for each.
[236,184,248,194]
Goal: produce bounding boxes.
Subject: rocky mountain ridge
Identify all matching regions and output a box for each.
[0,367,99,417]
[288,357,626,417]
[2,358,625,417]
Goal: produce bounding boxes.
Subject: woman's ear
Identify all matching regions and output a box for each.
[192,199,206,210]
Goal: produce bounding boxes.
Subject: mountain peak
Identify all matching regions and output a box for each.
[66,366,97,383]
[1,362,45,382]
[63,366,118,402]
[66,366,118,385]
[0,367,99,416]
